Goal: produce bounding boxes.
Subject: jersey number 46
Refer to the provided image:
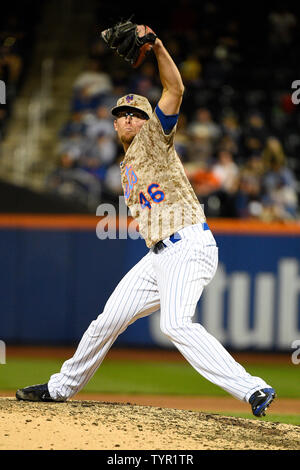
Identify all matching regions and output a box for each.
[139,183,165,209]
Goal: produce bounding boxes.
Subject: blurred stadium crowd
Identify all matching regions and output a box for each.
[1,1,300,219]
[0,1,40,141]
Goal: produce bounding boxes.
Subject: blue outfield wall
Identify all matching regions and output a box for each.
[0,223,300,351]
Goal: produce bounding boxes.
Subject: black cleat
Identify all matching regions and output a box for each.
[16,383,55,402]
[249,388,276,417]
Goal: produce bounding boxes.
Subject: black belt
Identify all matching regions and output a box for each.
[153,232,181,254]
[152,223,210,254]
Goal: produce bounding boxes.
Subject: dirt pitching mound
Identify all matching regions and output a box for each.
[0,398,299,450]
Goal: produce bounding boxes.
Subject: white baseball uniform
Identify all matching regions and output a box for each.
[48,102,270,402]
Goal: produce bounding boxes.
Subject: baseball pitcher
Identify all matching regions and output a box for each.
[16,20,276,417]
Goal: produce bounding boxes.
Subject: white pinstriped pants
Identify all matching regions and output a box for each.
[48,223,270,402]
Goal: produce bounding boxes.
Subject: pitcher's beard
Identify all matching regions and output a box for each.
[121,133,135,146]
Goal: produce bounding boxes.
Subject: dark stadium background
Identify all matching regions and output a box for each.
[0,0,299,353]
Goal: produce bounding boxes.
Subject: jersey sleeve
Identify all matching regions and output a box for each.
[155,105,179,134]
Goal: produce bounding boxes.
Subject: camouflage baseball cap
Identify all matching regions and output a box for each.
[111,94,152,119]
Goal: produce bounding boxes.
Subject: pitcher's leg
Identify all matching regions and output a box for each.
[161,316,269,401]
[155,234,271,402]
[48,253,159,400]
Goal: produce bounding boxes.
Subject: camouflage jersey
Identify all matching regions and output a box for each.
[120,110,206,248]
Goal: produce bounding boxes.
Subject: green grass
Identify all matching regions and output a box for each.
[1,357,299,425]
[0,357,299,399]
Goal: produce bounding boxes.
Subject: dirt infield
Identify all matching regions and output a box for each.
[1,346,299,450]
[1,390,299,414]
[0,398,299,450]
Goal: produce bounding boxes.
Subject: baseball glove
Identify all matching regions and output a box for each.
[101,20,157,68]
